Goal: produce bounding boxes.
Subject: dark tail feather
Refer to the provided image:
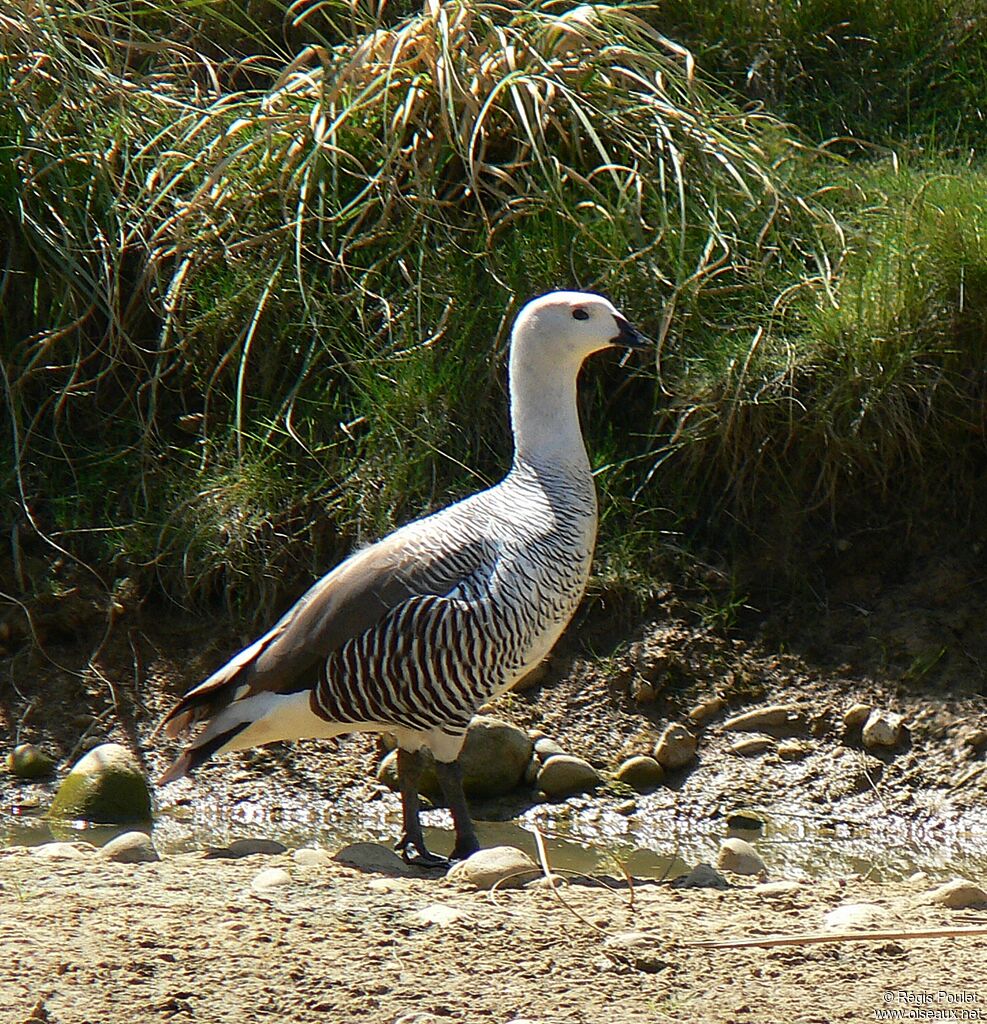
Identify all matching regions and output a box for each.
[157,721,251,786]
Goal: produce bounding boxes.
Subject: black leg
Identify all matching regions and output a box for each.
[394,748,448,868]
[435,759,480,861]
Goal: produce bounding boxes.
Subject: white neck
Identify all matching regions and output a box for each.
[508,345,591,475]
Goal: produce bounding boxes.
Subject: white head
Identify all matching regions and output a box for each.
[507,290,646,468]
[510,290,645,367]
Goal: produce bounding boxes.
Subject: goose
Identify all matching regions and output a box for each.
[156,290,646,866]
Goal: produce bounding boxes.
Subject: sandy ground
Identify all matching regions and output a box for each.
[2,842,987,1024]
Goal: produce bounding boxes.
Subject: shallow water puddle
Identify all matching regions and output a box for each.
[5,789,987,883]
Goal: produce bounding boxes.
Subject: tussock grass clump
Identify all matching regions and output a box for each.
[641,162,987,552]
[1,0,819,617]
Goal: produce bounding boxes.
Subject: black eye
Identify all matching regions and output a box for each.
[572,308,589,320]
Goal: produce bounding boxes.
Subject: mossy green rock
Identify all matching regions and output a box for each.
[377,716,534,800]
[7,743,56,779]
[48,743,151,823]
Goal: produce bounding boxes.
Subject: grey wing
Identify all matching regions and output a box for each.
[157,524,492,738]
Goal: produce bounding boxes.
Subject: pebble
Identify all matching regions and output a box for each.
[412,903,467,927]
[533,736,566,761]
[536,754,602,798]
[612,755,664,793]
[653,723,697,770]
[725,812,764,832]
[614,798,638,816]
[671,862,729,889]
[922,878,987,909]
[777,739,810,761]
[842,702,872,733]
[602,931,670,973]
[823,903,891,930]
[753,880,801,897]
[30,841,96,860]
[367,877,409,893]
[730,736,775,757]
[446,846,540,890]
[100,831,159,864]
[716,837,766,876]
[206,838,288,859]
[292,847,333,867]
[334,842,413,876]
[688,697,726,726]
[722,705,803,735]
[862,710,905,750]
[251,867,291,890]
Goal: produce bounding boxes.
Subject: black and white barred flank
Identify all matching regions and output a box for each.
[310,463,596,740]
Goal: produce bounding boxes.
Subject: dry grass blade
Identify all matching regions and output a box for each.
[687,925,987,950]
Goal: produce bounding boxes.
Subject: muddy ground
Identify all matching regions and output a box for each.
[3,535,987,1020]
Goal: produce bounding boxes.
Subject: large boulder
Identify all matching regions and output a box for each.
[377,716,533,800]
[48,743,152,823]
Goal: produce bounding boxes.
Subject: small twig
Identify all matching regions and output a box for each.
[687,925,987,950]
[528,825,607,935]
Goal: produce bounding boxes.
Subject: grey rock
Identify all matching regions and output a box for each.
[48,743,151,824]
[536,754,602,798]
[446,846,539,890]
[534,736,566,761]
[730,736,775,757]
[378,716,533,799]
[862,710,905,750]
[671,862,729,889]
[205,838,288,859]
[722,705,804,735]
[922,878,987,909]
[653,723,697,770]
[7,743,56,779]
[716,837,766,876]
[100,831,159,864]
[613,755,664,793]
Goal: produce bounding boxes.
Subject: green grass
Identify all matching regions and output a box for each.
[2,0,987,625]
